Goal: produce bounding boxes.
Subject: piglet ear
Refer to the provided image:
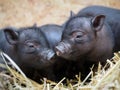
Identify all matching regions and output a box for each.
[91,15,105,31]
[4,27,19,45]
[70,11,75,18]
[33,23,37,27]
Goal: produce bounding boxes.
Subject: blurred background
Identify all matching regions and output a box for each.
[0,0,120,28]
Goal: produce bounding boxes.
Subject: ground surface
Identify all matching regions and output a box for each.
[0,0,120,28]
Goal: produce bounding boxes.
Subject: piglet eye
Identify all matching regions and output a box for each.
[72,32,83,38]
[76,34,82,38]
[26,40,40,48]
[72,32,84,43]
[27,42,34,48]
[25,40,40,54]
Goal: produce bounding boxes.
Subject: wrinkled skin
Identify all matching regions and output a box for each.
[38,24,64,81]
[0,24,85,82]
[0,26,56,80]
[39,24,84,81]
[77,5,120,52]
[55,6,120,66]
[55,6,120,80]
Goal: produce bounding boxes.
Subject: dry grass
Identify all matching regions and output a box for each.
[0,51,120,90]
[0,0,120,28]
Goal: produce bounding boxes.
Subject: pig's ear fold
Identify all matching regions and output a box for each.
[91,15,105,31]
[4,28,19,45]
[62,11,75,28]
[70,11,75,18]
[33,23,37,27]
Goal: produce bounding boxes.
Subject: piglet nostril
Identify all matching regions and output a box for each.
[55,46,64,56]
[56,50,61,56]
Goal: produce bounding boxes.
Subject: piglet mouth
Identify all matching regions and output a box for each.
[55,42,72,57]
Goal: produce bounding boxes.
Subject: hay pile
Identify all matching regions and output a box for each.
[0,0,120,28]
[0,51,120,90]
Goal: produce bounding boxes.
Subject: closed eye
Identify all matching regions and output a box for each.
[25,40,40,47]
[72,31,83,38]
[76,35,82,38]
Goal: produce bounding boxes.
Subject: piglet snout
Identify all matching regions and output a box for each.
[55,42,72,56]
